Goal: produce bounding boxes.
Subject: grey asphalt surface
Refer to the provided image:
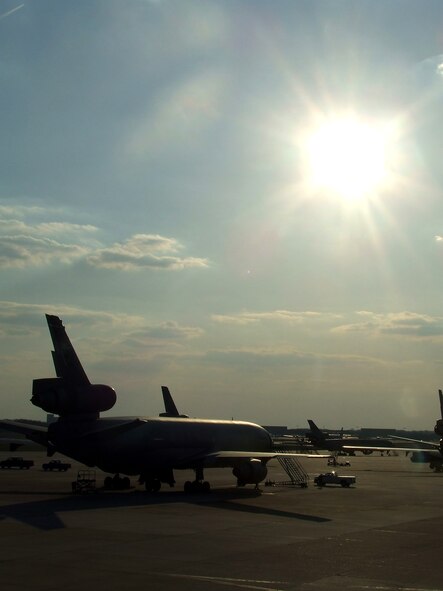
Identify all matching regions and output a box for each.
[1,451,442,591]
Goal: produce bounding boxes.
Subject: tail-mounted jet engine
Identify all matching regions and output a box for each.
[232,458,268,486]
[31,377,116,416]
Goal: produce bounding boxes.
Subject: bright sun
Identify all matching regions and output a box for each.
[306,117,391,201]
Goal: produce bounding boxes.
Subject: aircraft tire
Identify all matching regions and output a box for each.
[145,478,161,493]
[184,481,193,493]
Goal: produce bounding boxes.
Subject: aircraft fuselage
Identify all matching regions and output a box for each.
[49,417,273,475]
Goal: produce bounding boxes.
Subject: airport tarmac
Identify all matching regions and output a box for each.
[1,451,442,591]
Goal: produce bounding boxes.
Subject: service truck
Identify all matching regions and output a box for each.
[0,456,34,469]
[314,471,356,487]
[42,459,71,472]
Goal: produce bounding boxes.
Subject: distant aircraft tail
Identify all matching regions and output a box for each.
[159,386,189,418]
[31,315,116,419]
[435,389,443,437]
[307,419,326,443]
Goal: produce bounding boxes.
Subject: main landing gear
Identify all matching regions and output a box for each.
[138,468,211,493]
[139,468,175,493]
[144,477,162,493]
[184,467,211,493]
[104,474,130,490]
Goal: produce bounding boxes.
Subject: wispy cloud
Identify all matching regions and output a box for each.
[200,347,387,369]
[0,209,100,268]
[87,234,209,271]
[0,3,24,21]
[0,234,90,268]
[333,311,443,339]
[122,322,203,346]
[212,310,340,325]
[0,301,144,335]
[0,207,209,272]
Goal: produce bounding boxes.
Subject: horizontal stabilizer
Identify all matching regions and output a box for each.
[0,420,48,447]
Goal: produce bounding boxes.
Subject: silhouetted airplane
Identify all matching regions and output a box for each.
[340,391,443,471]
[0,315,327,492]
[306,419,392,454]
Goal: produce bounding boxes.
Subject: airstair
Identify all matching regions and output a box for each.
[269,446,310,487]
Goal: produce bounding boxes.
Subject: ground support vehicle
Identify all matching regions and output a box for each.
[328,458,351,467]
[0,456,34,469]
[314,471,356,487]
[71,470,97,494]
[42,459,71,471]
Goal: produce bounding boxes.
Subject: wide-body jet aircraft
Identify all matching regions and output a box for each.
[0,315,325,492]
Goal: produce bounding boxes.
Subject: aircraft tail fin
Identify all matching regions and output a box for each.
[31,315,116,418]
[435,389,443,437]
[161,386,180,417]
[159,386,189,418]
[46,314,90,386]
[307,419,325,442]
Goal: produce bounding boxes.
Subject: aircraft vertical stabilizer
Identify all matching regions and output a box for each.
[160,386,189,418]
[435,389,443,437]
[46,314,90,385]
[31,315,116,417]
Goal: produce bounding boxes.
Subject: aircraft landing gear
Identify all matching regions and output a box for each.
[104,474,130,490]
[183,467,211,493]
[144,477,161,493]
[139,469,175,492]
[184,480,210,493]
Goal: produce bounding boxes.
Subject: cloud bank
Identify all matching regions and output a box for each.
[0,207,209,272]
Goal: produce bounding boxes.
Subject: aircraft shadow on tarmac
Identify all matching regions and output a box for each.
[0,487,331,530]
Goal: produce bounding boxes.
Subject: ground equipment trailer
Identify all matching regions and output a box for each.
[71,470,97,494]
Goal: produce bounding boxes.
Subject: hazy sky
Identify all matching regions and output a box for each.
[2,0,443,429]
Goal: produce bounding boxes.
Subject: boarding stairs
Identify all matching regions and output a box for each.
[271,446,310,487]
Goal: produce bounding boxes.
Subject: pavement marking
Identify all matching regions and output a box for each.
[356,586,443,591]
[160,573,288,590]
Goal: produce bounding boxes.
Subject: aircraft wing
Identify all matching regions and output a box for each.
[342,444,439,453]
[0,420,48,447]
[388,435,440,448]
[194,450,330,468]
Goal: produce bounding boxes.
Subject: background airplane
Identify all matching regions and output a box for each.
[341,391,443,471]
[159,386,189,418]
[306,419,393,455]
[0,315,327,492]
